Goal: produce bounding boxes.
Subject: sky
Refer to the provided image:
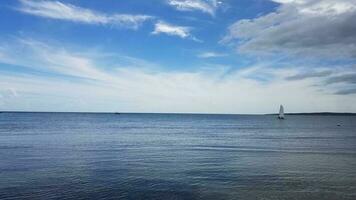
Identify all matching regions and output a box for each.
[0,0,356,114]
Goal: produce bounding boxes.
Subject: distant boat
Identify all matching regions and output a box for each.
[278,105,285,119]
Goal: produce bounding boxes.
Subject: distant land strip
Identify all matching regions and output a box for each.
[267,112,356,116]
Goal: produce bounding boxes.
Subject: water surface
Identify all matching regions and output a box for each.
[1,113,356,199]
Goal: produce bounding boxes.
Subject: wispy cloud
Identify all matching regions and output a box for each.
[198,51,227,58]
[284,67,356,95]
[17,0,153,29]
[0,38,110,80]
[152,21,201,41]
[286,70,333,81]
[168,0,222,16]
[335,88,356,95]
[325,73,356,85]
[1,38,356,113]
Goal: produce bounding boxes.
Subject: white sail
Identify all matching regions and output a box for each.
[279,105,284,119]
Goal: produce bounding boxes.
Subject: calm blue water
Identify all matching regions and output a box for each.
[1,112,356,200]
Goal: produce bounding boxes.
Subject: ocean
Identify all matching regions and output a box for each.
[0,112,356,200]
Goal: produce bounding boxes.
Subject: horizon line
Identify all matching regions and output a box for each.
[1,111,356,115]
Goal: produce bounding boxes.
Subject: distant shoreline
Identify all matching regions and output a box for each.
[267,112,356,116]
[1,111,356,116]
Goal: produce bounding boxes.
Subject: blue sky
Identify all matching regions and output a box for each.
[0,0,356,113]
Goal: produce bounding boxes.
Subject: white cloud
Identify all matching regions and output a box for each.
[1,38,356,113]
[222,0,356,58]
[17,0,153,29]
[198,51,227,58]
[152,21,201,41]
[168,0,222,16]
[271,0,356,15]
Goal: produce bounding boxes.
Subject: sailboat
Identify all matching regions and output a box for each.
[278,105,285,119]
